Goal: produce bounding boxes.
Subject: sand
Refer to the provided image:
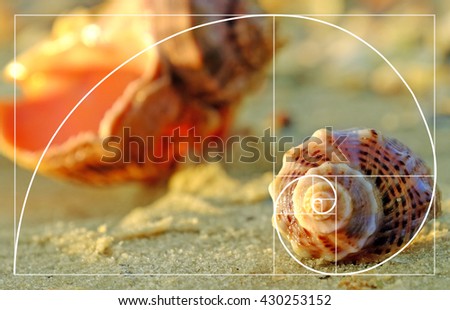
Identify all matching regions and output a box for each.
[1,75,449,288]
[1,157,449,289]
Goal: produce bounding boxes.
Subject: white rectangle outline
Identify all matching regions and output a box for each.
[271,14,436,277]
[12,13,436,277]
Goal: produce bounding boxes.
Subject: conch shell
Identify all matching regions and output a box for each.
[269,128,440,263]
[0,0,273,184]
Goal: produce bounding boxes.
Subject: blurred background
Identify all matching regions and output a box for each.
[0,0,449,287]
[1,0,448,174]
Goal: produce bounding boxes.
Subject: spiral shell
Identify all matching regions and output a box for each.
[269,128,440,263]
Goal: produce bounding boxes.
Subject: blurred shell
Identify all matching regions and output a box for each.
[269,128,440,263]
[0,0,273,184]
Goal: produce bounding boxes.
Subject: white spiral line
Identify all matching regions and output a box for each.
[14,14,436,276]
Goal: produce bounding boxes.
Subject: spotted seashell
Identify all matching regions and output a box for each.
[269,128,440,263]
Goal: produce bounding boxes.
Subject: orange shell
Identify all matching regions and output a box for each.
[0,0,273,184]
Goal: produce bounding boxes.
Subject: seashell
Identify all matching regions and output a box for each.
[150,0,273,105]
[269,127,440,263]
[0,0,273,184]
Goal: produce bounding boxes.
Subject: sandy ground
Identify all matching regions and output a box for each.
[1,75,449,289]
[1,2,450,290]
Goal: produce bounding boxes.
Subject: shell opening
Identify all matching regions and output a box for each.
[0,12,157,155]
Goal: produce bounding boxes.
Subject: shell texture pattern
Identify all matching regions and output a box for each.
[269,128,440,263]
